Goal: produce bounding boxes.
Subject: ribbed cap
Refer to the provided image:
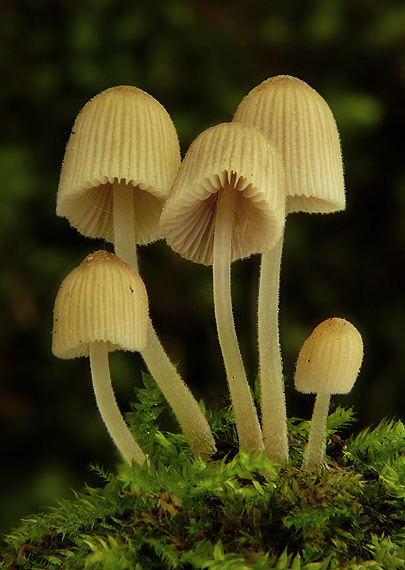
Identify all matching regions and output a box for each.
[52,251,148,359]
[160,122,285,266]
[294,318,363,394]
[57,86,181,244]
[234,75,345,214]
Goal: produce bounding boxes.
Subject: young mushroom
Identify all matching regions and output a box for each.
[52,251,148,465]
[57,86,215,459]
[160,122,285,453]
[294,318,363,470]
[233,75,345,463]
[57,85,180,268]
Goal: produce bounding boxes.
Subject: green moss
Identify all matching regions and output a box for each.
[1,377,404,570]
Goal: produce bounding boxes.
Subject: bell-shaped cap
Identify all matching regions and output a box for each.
[160,122,285,266]
[294,318,363,395]
[234,75,345,215]
[52,251,148,359]
[57,86,181,245]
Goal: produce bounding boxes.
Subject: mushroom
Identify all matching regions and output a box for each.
[294,318,363,469]
[233,75,345,463]
[52,251,148,465]
[160,122,285,453]
[57,85,181,267]
[57,86,215,459]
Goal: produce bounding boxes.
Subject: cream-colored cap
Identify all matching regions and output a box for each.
[294,318,363,394]
[234,75,345,214]
[52,250,148,359]
[160,122,285,266]
[57,86,181,244]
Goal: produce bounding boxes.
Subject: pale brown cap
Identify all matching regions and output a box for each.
[294,318,363,394]
[160,122,285,266]
[234,75,345,215]
[52,251,148,359]
[57,86,181,244]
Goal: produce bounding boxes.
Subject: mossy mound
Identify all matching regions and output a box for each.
[1,376,404,569]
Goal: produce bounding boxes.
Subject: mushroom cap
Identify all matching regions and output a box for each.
[294,317,363,395]
[233,75,345,215]
[52,250,148,359]
[57,86,181,245]
[160,122,285,266]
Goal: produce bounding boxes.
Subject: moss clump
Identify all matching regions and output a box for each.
[1,376,404,570]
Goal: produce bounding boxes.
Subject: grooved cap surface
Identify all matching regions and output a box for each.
[234,75,345,214]
[160,122,285,265]
[52,251,148,359]
[57,86,181,244]
[294,318,363,394]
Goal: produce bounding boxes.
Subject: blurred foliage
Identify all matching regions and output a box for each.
[0,0,404,535]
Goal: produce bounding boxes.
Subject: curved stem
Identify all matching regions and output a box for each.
[112,181,216,459]
[142,322,216,459]
[302,392,331,470]
[258,235,289,463]
[213,186,264,452]
[89,341,146,465]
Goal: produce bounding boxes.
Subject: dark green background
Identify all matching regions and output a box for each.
[1,0,404,534]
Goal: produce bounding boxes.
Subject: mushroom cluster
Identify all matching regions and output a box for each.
[53,77,363,470]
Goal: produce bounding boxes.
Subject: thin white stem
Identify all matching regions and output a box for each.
[113,180,139,271]
[213,186,264,452]
[142,322,216,460]
[112,182,216,459]
[89,341,146,465]
[258,234,289,464]
[302,392,331,470]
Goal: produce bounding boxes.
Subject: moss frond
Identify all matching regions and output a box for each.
[1,378,404,570]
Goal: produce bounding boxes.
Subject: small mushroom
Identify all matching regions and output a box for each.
[57,86,215,459]
[294,318,363,469]
[52,250,148,465]
[160,122,285,453]
[233,75,345,463]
